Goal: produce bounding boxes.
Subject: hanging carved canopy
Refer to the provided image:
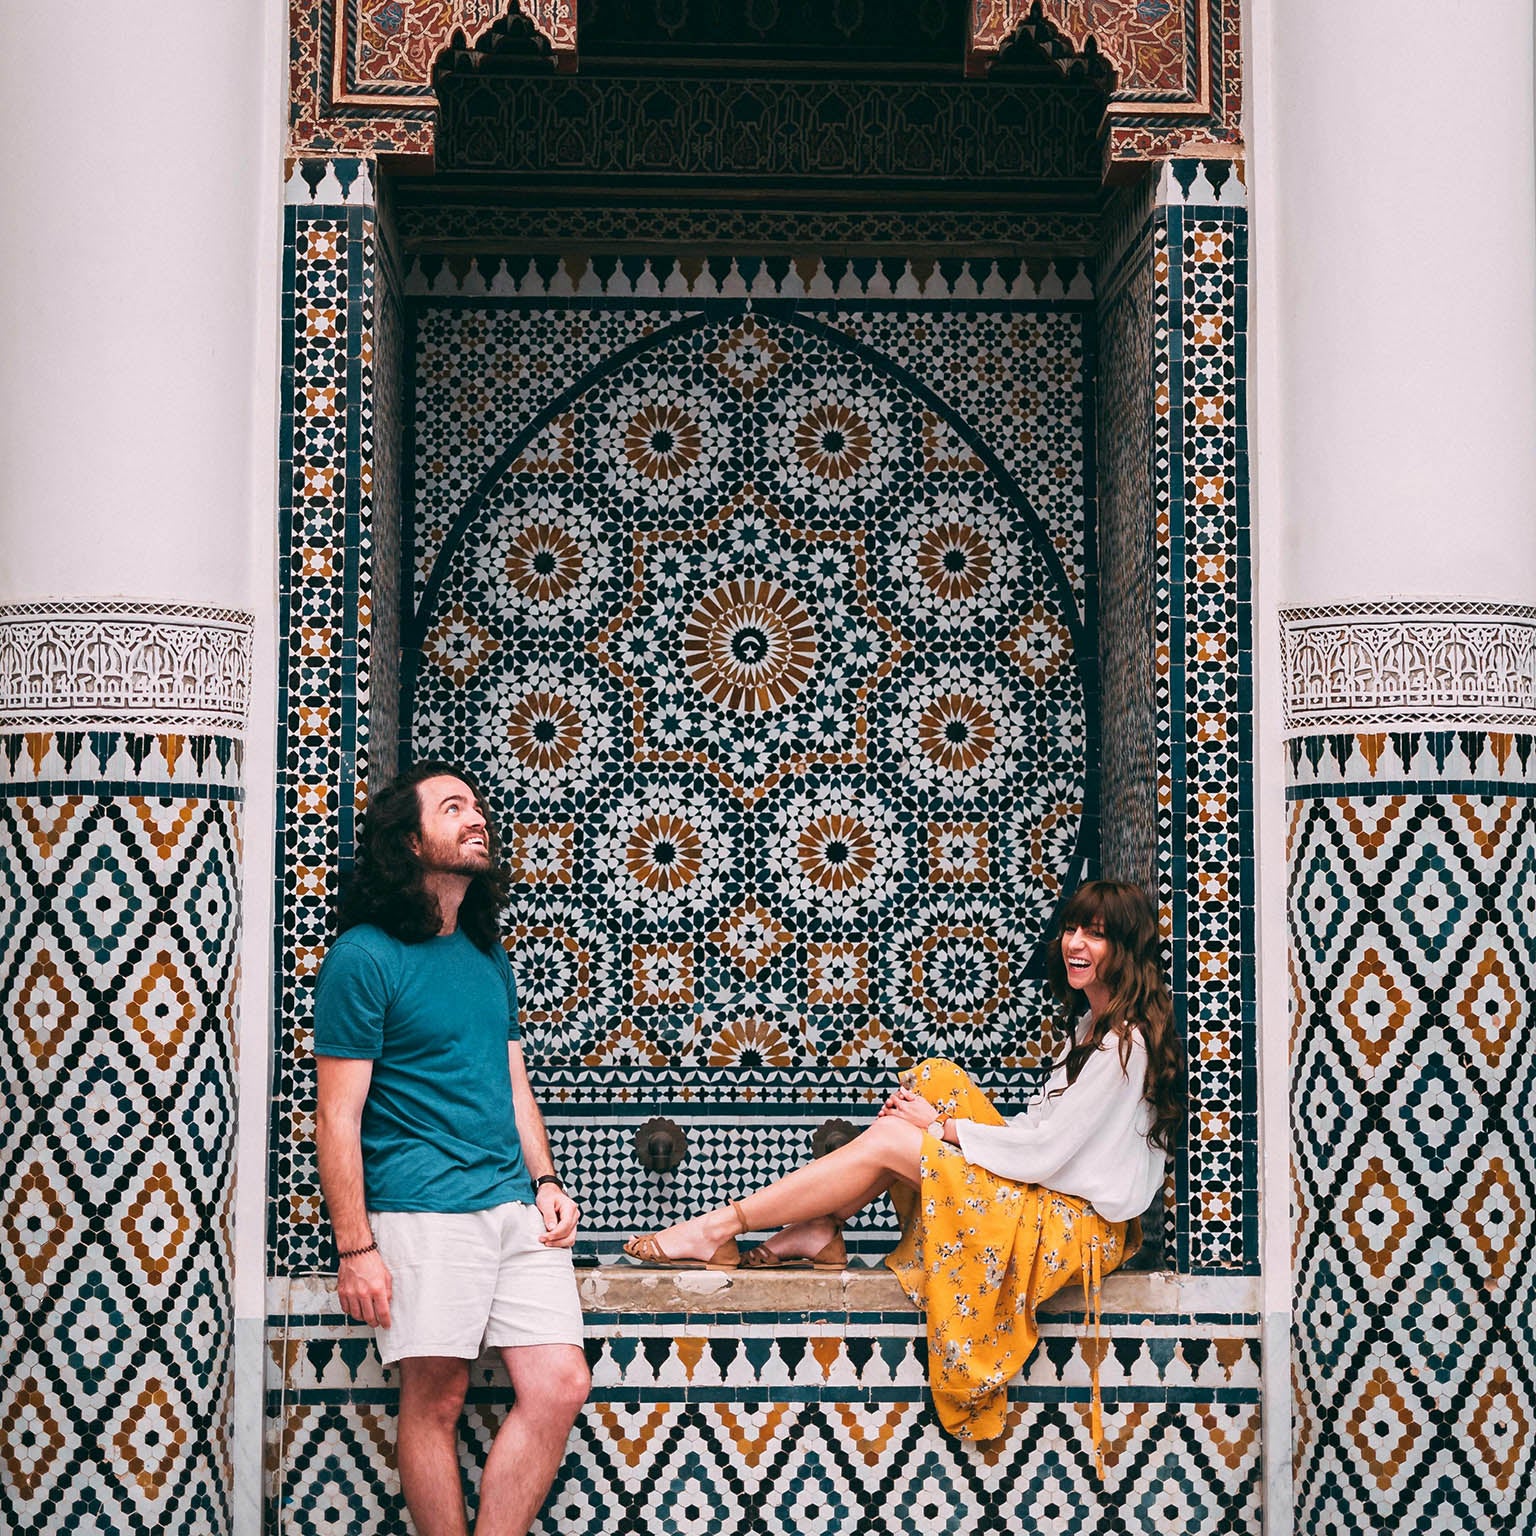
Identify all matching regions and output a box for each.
[290,2,575,156]
[288,0,1239,166]
[970,0,1240,163]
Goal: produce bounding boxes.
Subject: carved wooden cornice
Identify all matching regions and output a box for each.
[333,0,574,106]
[291,1,576,155]
[289,0,1238,167]
[966,0,1241,165]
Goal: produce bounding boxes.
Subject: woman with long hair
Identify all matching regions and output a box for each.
[624,880,1184,1460]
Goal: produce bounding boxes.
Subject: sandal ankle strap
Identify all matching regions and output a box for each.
[730,1197,751,1233]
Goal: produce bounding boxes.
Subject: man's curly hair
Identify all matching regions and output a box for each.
[336,760,510,953]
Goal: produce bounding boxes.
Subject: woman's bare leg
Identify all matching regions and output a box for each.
[758,1170,897,1260]
[636,1119,926,1263]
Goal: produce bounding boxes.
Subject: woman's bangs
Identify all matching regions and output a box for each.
[1057,883,1109,934]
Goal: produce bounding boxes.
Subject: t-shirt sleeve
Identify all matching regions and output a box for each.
[498,943,521,1042]
[313,936,393,1059]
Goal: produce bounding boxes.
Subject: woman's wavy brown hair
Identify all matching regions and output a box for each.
[1043,880,1185,1152]
[336,759,510,953]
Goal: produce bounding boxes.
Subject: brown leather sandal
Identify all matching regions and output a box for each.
[740,1222,846,1272]
[622,1199,749,1270]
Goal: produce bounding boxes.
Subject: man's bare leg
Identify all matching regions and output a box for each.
[474,1343,590,1536]
[397,1356,472,1536]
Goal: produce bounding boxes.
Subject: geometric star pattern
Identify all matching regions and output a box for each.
[274,182,1261,1286]
[408,309,1089,1084]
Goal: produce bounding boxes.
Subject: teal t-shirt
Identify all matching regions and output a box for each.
[313,924,534,1213]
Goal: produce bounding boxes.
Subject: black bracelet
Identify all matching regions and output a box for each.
[337,1241,377,1260]
[534,1174,565,1192]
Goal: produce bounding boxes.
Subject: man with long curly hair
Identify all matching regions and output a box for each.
[314,760,588,1536]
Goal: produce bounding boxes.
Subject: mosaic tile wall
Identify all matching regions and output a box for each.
[356,213,406,819]
[1095,174,1160,900]
[402,292,1093,1261]
[0,618,249,1534]
[390,203,1250,1280]
[269,169,1257,1277]
[268,1277,1263,1535]
[1287,679,1536,1527]
[267,162,1259,1534]
[1066,159,1254,1275]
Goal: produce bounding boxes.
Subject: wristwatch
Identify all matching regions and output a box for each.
[534,1174,565,1192]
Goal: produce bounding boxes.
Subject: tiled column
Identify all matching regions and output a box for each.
[0,609,253,1533]
[0,8,279,1531]
[1253,4,1536,1532]
[1097,157,1255,1275]
[1282,609,1536,1531]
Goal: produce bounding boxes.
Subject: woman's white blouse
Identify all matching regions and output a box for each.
[953,1029,1165,1223]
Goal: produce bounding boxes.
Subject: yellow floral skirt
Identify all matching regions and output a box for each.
[886,1058,1137,1461]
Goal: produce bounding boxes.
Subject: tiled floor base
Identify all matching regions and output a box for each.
[266,1272,1261,1534]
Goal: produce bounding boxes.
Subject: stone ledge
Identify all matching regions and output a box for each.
[576,1265,1261,1319]
[273,1268,1260,1322]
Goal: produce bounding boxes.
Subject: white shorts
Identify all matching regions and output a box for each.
[369,1201,584,1365]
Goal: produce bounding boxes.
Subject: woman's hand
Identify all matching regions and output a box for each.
[879,1085,939,1128]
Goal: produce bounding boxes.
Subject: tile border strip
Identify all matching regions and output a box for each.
[401,253,1096,301]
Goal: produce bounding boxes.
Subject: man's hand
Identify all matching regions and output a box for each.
[337,1248,393,1327]
[535,1183,580,1247]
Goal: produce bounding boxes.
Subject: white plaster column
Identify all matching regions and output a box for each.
[0,2,283,610]
[0,6,286,1535]
[1258,0,1536,606]
[1250,5,1536,1535]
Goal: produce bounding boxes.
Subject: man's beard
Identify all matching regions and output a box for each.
[420,833,493,876]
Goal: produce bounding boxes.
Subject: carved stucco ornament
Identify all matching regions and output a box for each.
[1280,600,1536,732]
[332,0,576,108]
[456,0,575,57]
[0,600,255,733]
[967,0,1130,79]
[965,0,1241,166]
